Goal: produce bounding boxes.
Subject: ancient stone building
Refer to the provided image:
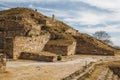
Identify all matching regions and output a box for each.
[19,52,57,62]
[0,8,116,61]
[73,33,115,55]
[0,19,43,58]
[13,34,50,59]
[0,8,76,60]
[44,41,76,56]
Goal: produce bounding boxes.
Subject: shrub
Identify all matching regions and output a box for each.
[41,25,48,30]
[28,33,33,37]
[30,13,34,17]
[57,55,62,61]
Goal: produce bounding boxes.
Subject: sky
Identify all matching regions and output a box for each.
[0,0,120,46]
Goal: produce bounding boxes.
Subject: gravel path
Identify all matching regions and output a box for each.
[0,55,120,80]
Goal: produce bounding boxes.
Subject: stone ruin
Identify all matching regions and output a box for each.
[0,54,7,73]
[20,52,57,62]
[0,10,76,61]
[0,8,116,62]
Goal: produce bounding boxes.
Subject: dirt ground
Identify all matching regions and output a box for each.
[0,55,120,80]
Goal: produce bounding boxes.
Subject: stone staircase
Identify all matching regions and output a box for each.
[62,62,120,80]
[113,75,119,80]
[106,70,113,80]
[96,68,109,80]
[86,65,120,80]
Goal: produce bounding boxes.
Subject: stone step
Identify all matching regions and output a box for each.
[106,70,113,80]
[72,63,95,80]
[83,63,109,80]
[96,68,109,80]
[113,75,119,80]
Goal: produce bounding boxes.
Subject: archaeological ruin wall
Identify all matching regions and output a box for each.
[44,41,76,56]
[74,36,114,55]
[12,33,50,59]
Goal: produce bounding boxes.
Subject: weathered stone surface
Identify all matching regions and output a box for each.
[44,41,76,56]
[73,34,114,55]
[13,33,50,60]
[19,52,57,62]
[0,54,7,73]
[0,8,116,61]
[109,66,120,78]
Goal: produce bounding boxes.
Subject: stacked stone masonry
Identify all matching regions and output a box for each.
[44,42,76,56]
[19,52,57,62]
[13,33,50,59]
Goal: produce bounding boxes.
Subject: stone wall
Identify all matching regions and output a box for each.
[44,42,76,56]
[0,54,7,73]
[19,52,57,62]
[76,43,114,55]
[44,45,67,55]
[109,66,120,77]
[74,35,114,55]
[13,33,50,59]
[67,42,76,55]
[4,38,13,58]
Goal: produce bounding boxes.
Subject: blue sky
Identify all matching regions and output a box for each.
[0,0,120,46]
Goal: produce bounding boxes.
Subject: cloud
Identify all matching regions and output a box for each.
[0,0,120,46]
[0,0,60,3]
[111,37,120,46]
[2,0,119,26]
[71,0,120,11]
[81,24,120,33]
[65,0,120,25]
[64,10,108,25]
[111,37,120,42]
[34,7,71,18]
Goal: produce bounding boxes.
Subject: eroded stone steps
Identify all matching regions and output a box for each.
[106,70,113,80]
[84,66,114,80]
[96,68,109,80]
[72,63,95,80]
[62,62,120,80]
[62,62,96,80]
[113,75,119,80]
[85,66,120,80]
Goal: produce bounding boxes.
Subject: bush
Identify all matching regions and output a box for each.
[30,13,34,17]
[41,25,48,30]
[57,55,62,61]
[28,33,33,37]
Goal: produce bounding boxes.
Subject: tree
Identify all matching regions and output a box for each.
[93,31,113,45]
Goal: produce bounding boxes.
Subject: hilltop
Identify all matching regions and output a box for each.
[0,8,116,59]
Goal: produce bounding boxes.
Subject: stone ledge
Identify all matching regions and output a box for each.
[19,52,57,62]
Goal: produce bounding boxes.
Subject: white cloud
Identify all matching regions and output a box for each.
[64,10,108,25]
[81,24,120,33]
[111,37,120,42]
[111,37,120,46]
[0,0,61,3]
[27,4,71,18]
[71,0,120,11]
[66,0,120,26]
[39,8,71,18]
[64,9,120,26]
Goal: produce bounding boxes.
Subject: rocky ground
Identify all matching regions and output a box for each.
[0,55,120,80]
